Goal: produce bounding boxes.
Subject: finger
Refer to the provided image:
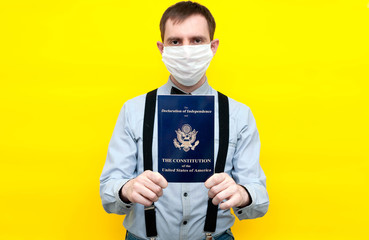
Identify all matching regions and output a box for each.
[135,174,163,199]
[218,186,244,210]
[130,191,153,207]
[219,196,240,210]
[207,178,233,198]
[134,174,165,199]
[147,171,168,189]
[211,184,238,205]
[204,173,225,189]
[137,175,164,197]
[134,181,160,202]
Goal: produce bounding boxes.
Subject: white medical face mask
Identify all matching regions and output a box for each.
[162,43,213,86]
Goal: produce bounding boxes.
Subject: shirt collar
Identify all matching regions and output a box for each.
[163,76,211,95]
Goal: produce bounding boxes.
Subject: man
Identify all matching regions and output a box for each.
[100,1,269,240]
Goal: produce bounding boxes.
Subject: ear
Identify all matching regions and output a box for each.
[210,39,219,55]
[157,41,164,55]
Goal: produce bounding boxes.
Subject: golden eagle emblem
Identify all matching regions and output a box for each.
[173,124,199,152]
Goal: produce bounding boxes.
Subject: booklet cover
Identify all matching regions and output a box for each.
[158,95,214,182]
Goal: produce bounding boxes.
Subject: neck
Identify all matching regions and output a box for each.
[170,75,206,94]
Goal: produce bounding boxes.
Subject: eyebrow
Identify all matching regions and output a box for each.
[165,35,208,43]
[166,37,181,42]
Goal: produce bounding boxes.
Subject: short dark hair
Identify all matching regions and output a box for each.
[160,1,216,41]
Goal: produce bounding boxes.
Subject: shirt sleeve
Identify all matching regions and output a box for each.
[99,102,138,215]
[231,105,269,220]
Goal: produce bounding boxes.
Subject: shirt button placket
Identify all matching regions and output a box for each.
[180,183,190,240]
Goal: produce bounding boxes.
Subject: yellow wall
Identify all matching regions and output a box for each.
[1,0,368,239]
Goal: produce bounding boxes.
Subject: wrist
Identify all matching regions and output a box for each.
[119,181,132,204]
[237,185,251,208]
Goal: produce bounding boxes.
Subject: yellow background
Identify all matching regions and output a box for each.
[1,0,368,239]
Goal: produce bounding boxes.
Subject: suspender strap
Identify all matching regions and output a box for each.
[214,92,229,173]
[143,89,158,238]
[204,91,229,233]
[143,89,157,171]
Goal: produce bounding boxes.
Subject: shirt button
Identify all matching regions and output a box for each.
[184,192,188,197]
[126,205,131,208]
[183,221,188,225]
[238,210,243,214]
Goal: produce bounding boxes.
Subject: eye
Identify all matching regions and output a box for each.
[194,39,202,44]
[171,40,179,45]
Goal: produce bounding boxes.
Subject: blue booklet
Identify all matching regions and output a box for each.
[158,95,214,182]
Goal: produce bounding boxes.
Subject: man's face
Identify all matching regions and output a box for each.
[157,14,218,55]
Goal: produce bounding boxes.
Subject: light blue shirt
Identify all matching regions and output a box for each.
[100,78,269,240]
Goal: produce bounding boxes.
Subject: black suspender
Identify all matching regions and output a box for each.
[204,91,229,235]
[143,89,158,239]
[143,90,229,239]
[143,89,157,172]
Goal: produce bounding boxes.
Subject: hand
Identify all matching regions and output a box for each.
[120,170,168,207]
[205,173,250,210]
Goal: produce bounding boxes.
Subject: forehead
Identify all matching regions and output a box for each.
[164,14,210,40]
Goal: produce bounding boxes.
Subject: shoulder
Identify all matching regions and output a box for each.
[217,93,257,131]
[124,92,147,109]
[122,84,167,114]
[117,92,150,126]
[227,96,250,114]
[115,91,156,137]
[217,92,251,117]
[121,89,158,114]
